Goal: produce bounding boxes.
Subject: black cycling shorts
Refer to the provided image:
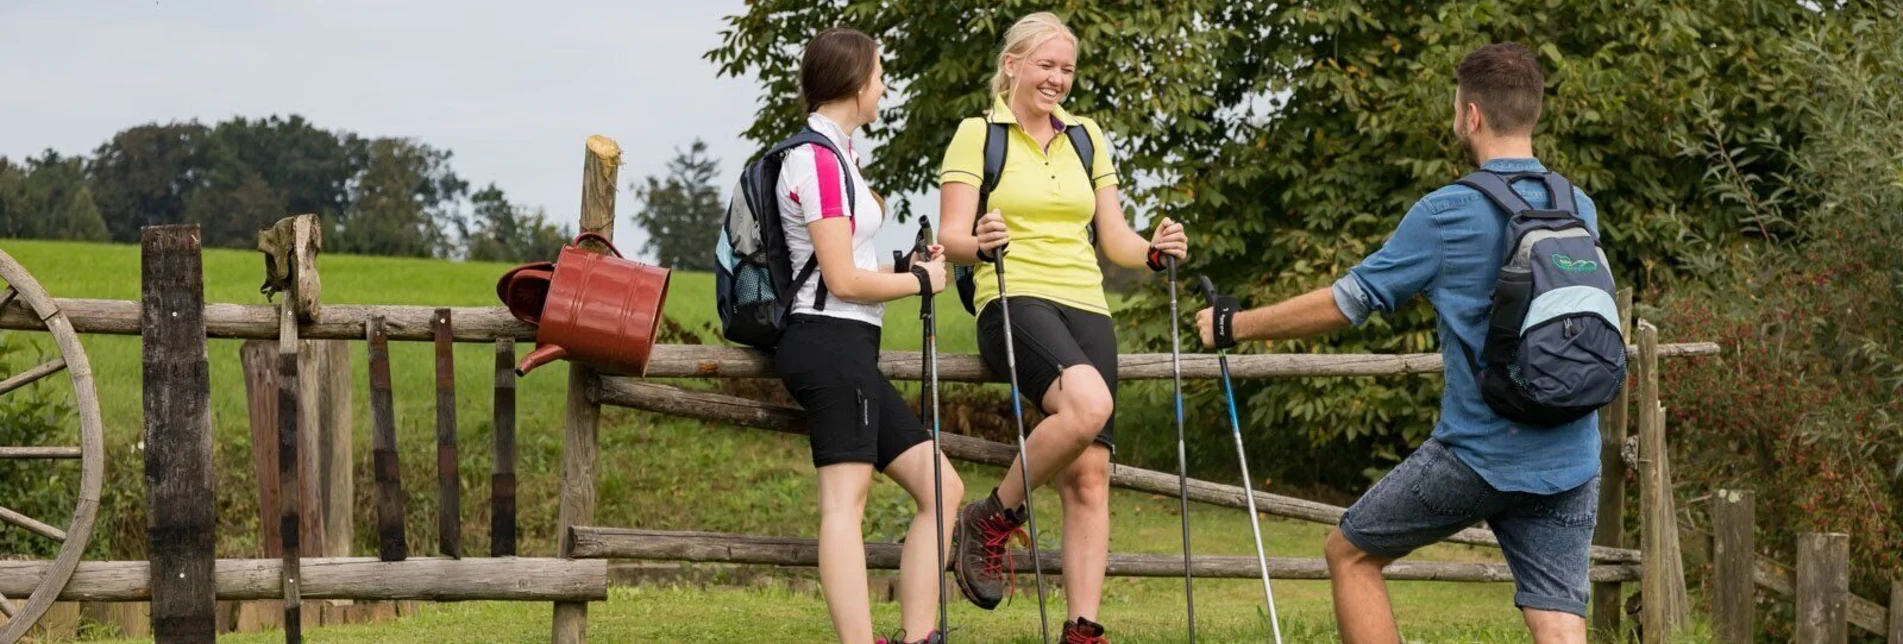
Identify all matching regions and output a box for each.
[976,297,1118,448]
[775,314,930,471]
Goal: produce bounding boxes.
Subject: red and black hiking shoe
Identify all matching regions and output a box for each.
[876,630,944,644]
[1063,617,1109,644]
[951,489,1027,610]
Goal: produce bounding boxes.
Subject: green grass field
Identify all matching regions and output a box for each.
[0,238,1690,642]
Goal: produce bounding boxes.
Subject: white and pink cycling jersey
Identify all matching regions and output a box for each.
[775,112,887,327]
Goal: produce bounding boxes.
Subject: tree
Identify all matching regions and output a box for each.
[463,183,571,263]
[711,0,1828,487]
[631,140,724,271]
[332,137,468,258]
[0,151,109,242]
[87,122,208,242]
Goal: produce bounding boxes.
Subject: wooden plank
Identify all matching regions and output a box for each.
[555,133,620,644]
[0,357,65,395]
[29,601,77,640]
[240,340,283,557]
[0,504,65,541]
[367,316,407,562]
[320,340,354,557]
[290,214,321,323]
[0,590,14,617]
[1637,321,1667,644]
[277,304,303,643]
[0,558,607,602]
[566,527,1642,583]
[433,309,460,558]
[141,224,218,643]
[1658,405,1691,626]
[1796,532,1849,644]
[492,338,518,558]
[0,446,81,459]
[1713,489,1754,644]
[295,339,325,557]
[1592,287,1634,638]
[0,298,1725,363]
[593,377,1647,564]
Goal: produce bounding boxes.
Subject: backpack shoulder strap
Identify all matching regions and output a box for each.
[1064,124,1096,181]
[1538,172,1578,215]
[770,128,859,311]
[977,122,1011,228]
[1454,170,1536,217]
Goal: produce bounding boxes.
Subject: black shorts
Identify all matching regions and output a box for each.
[776,314,930,471]
[976,297,1118,448]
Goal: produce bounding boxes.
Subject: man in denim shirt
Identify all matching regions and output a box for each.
[1197,44,1601,643]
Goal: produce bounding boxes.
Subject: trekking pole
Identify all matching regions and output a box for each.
[1198,276,1284,644]
[1165,256,1198,643]
[991,244,1052,644]
[906,219,951,641]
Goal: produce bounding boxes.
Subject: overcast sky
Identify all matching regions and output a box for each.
[0,1,936,261]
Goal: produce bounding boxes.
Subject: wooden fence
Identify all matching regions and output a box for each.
[14,134,1866,644]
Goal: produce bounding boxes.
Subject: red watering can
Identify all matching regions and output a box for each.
[497,232,670,377]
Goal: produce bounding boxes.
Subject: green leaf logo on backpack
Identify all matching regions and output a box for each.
[1551,253,1599,273]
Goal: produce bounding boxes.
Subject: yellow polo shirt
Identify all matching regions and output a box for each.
[939,94,1119,316]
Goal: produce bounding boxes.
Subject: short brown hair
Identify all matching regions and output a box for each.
[1456,43,1544,135]
[800,28,879,113]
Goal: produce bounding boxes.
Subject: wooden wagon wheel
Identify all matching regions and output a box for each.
[0,247,105,644]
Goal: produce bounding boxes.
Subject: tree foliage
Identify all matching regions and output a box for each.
[632,140,724,271]
[463,183,571,263]
[0,152,109,242]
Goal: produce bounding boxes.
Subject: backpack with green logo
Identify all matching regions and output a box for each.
[1456,170,1626,425]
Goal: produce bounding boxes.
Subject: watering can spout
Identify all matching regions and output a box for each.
[516,344,568,377]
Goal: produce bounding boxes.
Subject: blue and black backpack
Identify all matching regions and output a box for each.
[714,129,854,351]
[1456,170,1626,425]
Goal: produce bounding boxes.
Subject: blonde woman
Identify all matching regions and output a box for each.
[938,12,1187,643]
[775,27,962,644]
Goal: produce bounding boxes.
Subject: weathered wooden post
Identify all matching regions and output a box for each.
[320,340,353,557]
[142,225,217,642]
[278,302,304,643]
[553,134,620,644]
[241,340,282,557]
[1712,489,1754,643]
[434,309,461,558]
[368,315,406,562]
[1795,532,1849,644]
[493,338,518,557]
[1592,288,1634,638]
[1888,583,1901,644]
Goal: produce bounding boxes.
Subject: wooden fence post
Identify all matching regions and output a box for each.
[320,341,353,557]
[1796,532,1849,644]
[554,134,621,644]
[1592,287,1634,639]
[278,304,303,643]
[1712,489,1754,644]
[434,309,461,558]
[294,340,325,556]
[241,340,282,557]
[368,316,406,562]
[493,338,518,557]
[1888,583,1901,644]
[142,225,217,642]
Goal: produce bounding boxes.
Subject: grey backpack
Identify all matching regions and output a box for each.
[1456,170,1626,425]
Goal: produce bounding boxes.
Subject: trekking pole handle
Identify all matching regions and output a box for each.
[1199,275,1221,308]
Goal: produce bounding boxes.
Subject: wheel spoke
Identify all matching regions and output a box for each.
[0,505,65,542]
[0,286,16,314]
[0,446,81,459]
[0,589,15,617]
[0,357,67,396]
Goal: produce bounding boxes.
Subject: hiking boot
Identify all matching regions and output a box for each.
[1062,618,1109,644]
[876,630,944,644]
[951,489,1027,610]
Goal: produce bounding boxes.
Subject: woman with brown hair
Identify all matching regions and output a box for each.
[771,27,962,644]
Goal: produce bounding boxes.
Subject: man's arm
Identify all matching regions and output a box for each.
[1196,287,1350,348]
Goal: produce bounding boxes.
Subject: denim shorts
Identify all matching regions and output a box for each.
[1338,439,1600,616]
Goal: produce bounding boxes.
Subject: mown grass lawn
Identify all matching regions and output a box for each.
[0,239,1692,642]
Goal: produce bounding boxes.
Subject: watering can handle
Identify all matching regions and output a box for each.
[572,232,623,258]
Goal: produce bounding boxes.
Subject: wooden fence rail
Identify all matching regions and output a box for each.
[0,558,606,603]
[565,528,1643,584]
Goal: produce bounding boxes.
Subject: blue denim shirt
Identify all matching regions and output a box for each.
[1332,158,1601,495]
